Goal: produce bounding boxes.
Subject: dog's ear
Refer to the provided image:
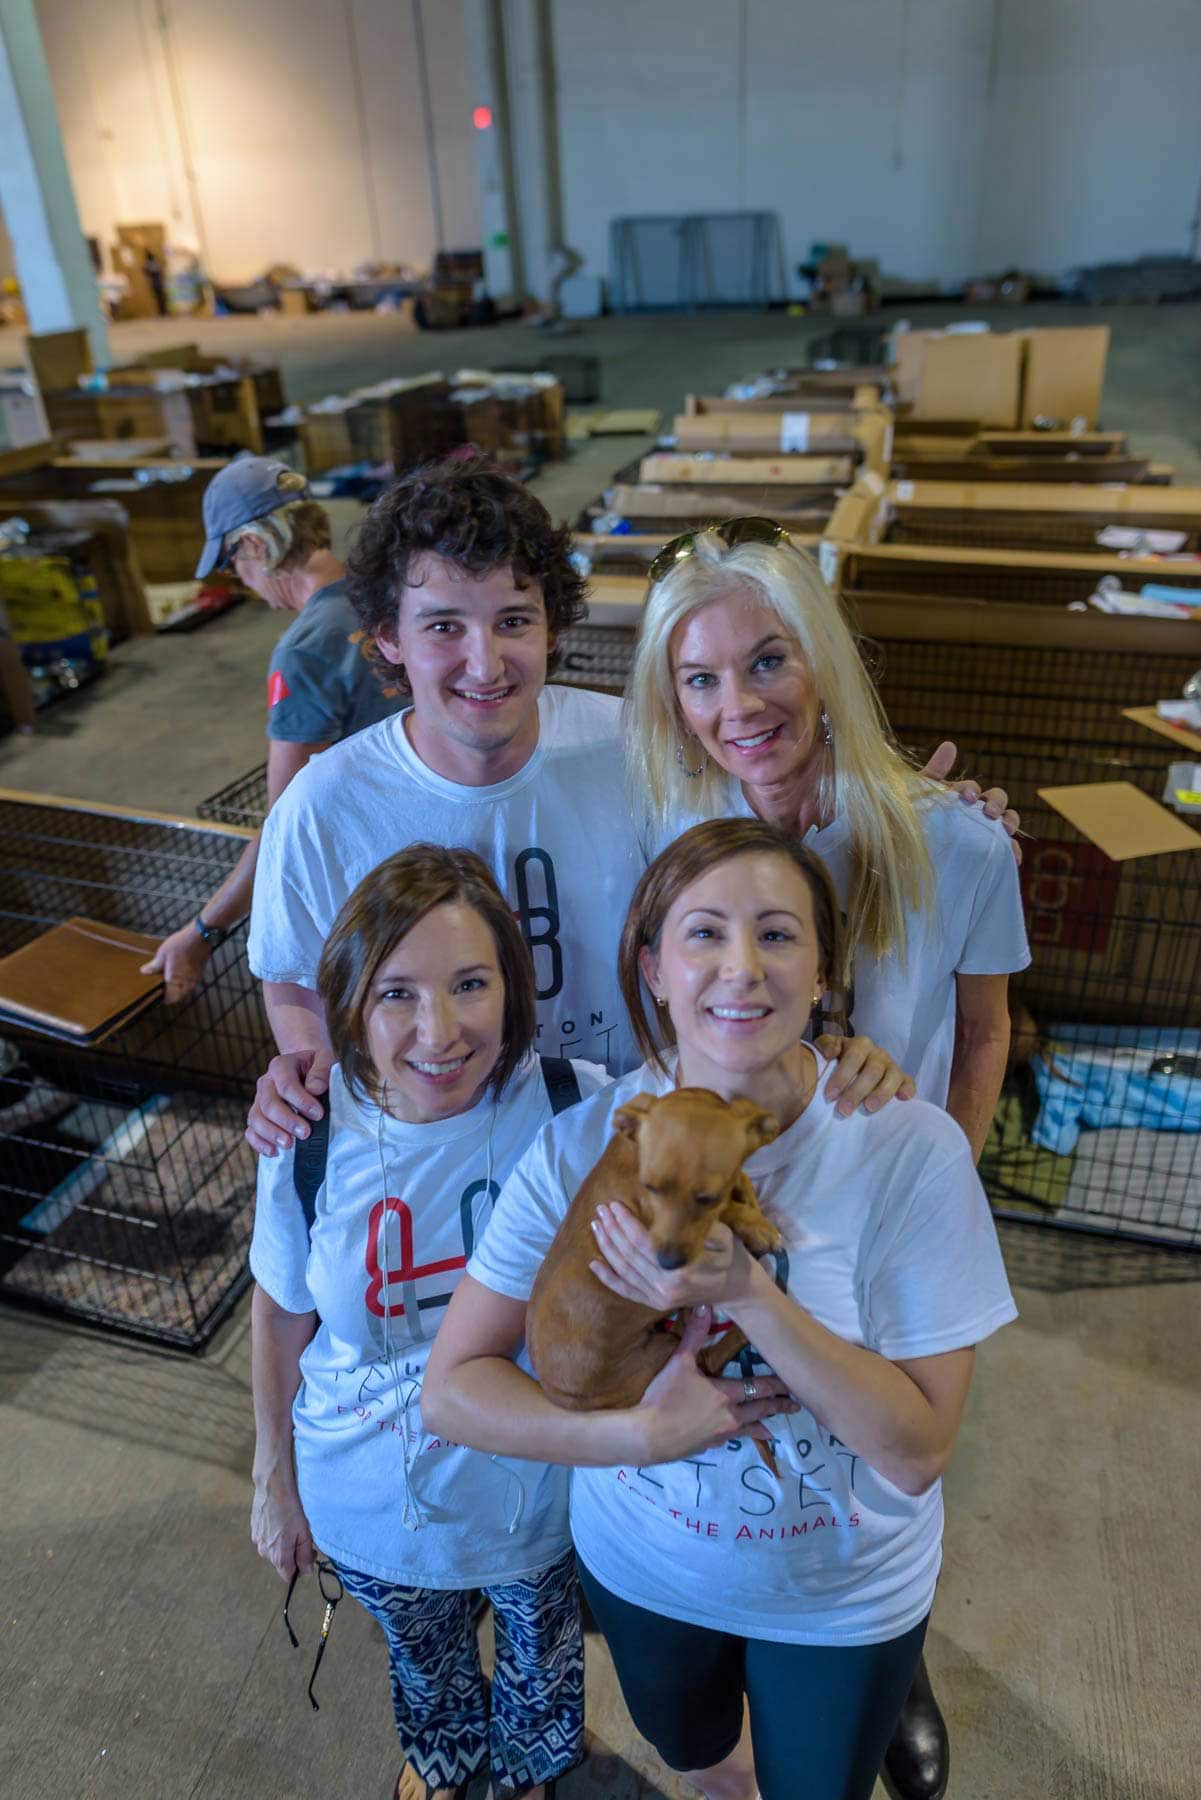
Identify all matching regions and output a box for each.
[729,1098,780,1151]
[613,1093,657,1140]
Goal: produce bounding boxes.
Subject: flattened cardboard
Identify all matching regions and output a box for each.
[1122,706,1201,756]
[1021,326,1109,429]
[0,915,164,1040]
[587,409,661,435]
[914,334,1023,427]
[1037,782,1201,861]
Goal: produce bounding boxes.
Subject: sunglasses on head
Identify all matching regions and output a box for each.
[646,515,792,587]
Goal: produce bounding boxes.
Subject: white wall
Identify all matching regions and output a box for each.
[978,0,1201,273]
[550,0,1201,292]
[34,0,479,282]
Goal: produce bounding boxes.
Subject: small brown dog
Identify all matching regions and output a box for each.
[527,1087,782,1414]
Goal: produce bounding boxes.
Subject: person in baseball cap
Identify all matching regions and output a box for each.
[195,454,310,578]
[141,456,401,1002]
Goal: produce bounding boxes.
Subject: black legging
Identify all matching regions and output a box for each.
[580,1562,927,1800]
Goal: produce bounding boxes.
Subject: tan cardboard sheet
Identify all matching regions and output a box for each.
[1038,782,1201,861]
[1122,706,1201,755]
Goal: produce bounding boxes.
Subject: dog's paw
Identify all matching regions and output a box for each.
[736,1218,783,1256]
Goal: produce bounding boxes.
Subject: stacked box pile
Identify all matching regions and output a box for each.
[298,370,567,476]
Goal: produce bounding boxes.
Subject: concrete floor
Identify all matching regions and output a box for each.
[4,304,1201,1799]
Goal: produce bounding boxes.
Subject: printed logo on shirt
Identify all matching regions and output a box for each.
[363,1179,499,1337]
[267,669,291,709]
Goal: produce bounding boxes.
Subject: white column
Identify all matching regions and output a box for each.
[463,0,523,304]
[0,0,109,366]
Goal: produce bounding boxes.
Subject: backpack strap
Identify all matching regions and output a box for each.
[539,1055,582,1117]
[292,1108,331,1242]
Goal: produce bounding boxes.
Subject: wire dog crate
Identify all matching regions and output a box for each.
[856,603,1201,764]
[971,743,1201,1251]
[548,615,1201,1249]
[885,508,1201,556]
[1,795,274,1345]
[841,551,1201,610]
[196,763,269,832]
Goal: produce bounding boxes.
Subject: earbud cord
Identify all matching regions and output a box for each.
[480,1093,526,1534]
[376,1082,524,1535]
[377,1086,426,1531]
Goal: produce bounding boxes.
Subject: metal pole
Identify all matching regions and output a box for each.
[412,0,446,254]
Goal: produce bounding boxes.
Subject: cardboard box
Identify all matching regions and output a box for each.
[25,328,93,395]
[0,380,50,452]
[42,387,197,458]
[279,288,311,316]
[606,484,832,530]
[840,537,1201,611]
[914,333,1024,427]
[890,325,1110,432]
[673,412,859,455]
[1015,781,1201,1027]
[1021,325,1109,428]
[976,428,1125,458]
[881,478,1201,554]
[299,408,357,474]
[640,452,854,487]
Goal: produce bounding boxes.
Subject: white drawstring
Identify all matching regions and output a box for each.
[377,1091,428,1531]
[375,1087,518,1532]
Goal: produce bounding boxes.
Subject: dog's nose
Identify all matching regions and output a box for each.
[656,1248,688,1270]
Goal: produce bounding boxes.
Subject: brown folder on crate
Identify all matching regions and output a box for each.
[0,915,164,1042]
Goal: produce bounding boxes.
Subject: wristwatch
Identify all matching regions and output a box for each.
[193,914,228,948]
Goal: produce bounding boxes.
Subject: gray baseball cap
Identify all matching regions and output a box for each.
[195,456,310,578]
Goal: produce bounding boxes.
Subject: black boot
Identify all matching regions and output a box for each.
[882,1654,949,1800]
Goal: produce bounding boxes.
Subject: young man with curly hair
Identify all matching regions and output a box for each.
[246,453,639,1151]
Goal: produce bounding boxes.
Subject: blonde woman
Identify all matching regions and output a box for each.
[623,518,1030,1800]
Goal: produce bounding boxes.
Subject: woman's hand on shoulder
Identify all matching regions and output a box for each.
[922,739,1022,863]
[817,1033,917,1118]
[635,1307,796,1463]
[251,1478,316,1581]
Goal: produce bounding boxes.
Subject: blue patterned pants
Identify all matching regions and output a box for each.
[331,1548,583,1797]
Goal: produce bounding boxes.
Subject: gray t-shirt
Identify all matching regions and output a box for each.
[265,579,402,744]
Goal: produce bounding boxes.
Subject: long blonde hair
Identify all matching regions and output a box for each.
[622,530,935,982]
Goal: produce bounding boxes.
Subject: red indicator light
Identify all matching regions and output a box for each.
[473,106,493,130]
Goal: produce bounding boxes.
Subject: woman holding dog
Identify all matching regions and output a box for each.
[424,817,1017,1800]
[623,517,1031,1798]
[249,843,610,1800]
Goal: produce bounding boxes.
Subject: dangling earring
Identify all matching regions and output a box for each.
[819,708,834,750]
[676,741,704,778]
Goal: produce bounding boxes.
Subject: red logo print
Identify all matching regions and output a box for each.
[365,1197,466,1319]
[267,669,291,709]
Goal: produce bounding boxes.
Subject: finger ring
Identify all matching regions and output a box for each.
[742,1378,758,1402]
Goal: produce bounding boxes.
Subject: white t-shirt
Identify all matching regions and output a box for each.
[249,684,642,1073]
[250,1052,609,1587]
[467,1052,1017,1646]
[665,790,1031,1105]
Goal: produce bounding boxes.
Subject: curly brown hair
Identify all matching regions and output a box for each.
[345,452,587,691]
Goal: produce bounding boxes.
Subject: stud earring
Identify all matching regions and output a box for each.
[819,707,834,750]
[655,994,668,1007]
[676,742,704,778]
